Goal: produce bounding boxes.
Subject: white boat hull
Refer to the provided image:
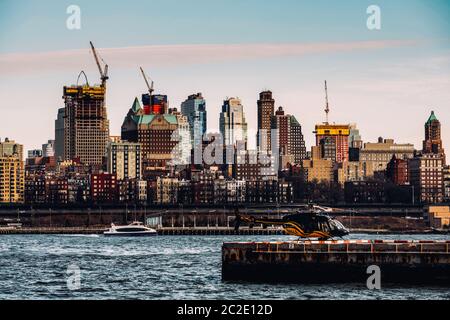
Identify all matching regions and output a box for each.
[104,230,157,237]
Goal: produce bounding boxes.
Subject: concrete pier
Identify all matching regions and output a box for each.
[222,240,450,285]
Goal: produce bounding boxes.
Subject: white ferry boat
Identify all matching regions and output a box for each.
[104,221,157,237]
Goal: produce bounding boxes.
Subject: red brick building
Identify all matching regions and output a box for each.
[91,173,118,203]
[386,155,409,186]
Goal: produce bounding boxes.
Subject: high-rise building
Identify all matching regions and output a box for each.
[289,115,307,163]
[169,108,192,166]
[271,107,306,167]
[349,123,363,149]
[359,138,415,173]
[54,107,65,160]
[314,124,350,163]
[63,84,110,165]
[0,138,24,203]
[423,111,445,164]
[121,97,179,170]
[220,97,248,148]
[42,140,55,157]
[409,153,444,204]
[272,106,289,156]
[106,141,142,180]
[181,93,207,148]
[257,91,275,152]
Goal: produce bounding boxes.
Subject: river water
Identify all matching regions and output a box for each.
[0,234,449,300]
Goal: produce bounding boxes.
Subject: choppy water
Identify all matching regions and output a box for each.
[0,233,449,300]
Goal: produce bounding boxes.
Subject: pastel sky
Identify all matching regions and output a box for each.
[0,0,449,153]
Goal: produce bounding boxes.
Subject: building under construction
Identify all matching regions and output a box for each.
[63,42,110,166]
[314,81,350,164]
[121,67,187,173]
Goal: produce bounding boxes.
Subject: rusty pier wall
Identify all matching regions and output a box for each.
[222,241,450,285]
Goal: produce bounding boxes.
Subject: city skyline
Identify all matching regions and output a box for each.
[0,0,449,154]
[2,0,450,304]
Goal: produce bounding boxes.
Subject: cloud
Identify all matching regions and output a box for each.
[0,40,418,76]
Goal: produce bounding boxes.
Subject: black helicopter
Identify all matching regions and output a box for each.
[234,206,349,240]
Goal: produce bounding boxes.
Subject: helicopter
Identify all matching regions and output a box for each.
[234,207,349,240]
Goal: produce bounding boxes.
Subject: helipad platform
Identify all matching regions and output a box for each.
[222,240,450,284]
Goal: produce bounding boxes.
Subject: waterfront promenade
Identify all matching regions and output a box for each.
[0,204,434,234]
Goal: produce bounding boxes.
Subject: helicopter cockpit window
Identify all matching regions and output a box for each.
[329,219,345,230]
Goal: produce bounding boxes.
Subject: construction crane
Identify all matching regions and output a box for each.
[140,66,154,95]
[324,80,330,124]
[89,41,109,88]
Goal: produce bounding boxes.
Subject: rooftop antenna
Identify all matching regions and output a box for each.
[324,80,330,124]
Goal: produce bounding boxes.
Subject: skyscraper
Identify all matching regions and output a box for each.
[63,84,110,165]
[271,107,306,167]
[271,107,306,168]
[54,107,65,160]
[181,93,207,147]
[423,111,445,164]
[257,91,275,152]
[272,107,289,156]
[121,97,180,170]
[289,115,307,163]
[220,97,248,148]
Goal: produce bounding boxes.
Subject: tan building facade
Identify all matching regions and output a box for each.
[360,138,415,173]
[0,138,24,203]
[427,206,450,230]
[106,141,142,180]
[302,158,333,183]
[336,160,375,185]
[0,138,23,161]
[156,177,179,204]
